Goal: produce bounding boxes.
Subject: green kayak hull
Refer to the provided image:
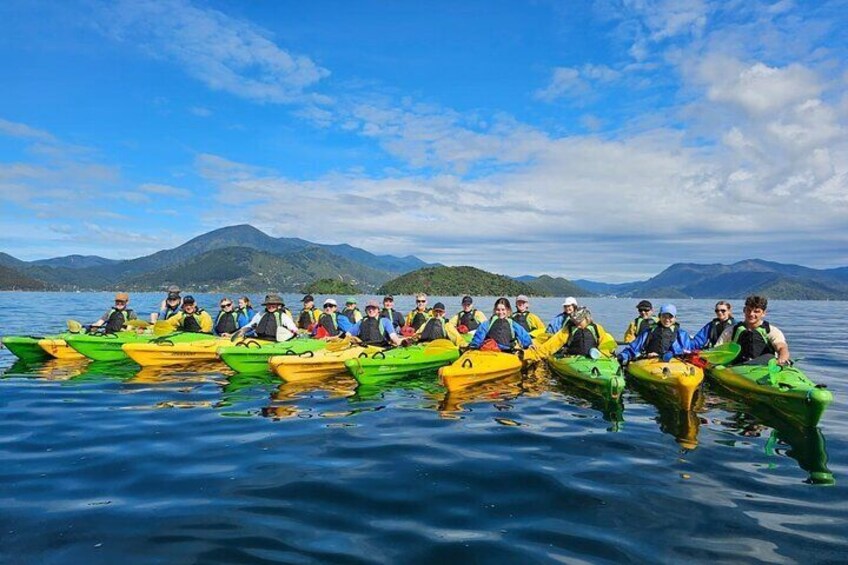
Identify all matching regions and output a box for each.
[2,335,51,361]
[547,355,626,399]
[345,345,460,385]
[65,331,211,361]
[707,363,832,427]
[217,339,326,373]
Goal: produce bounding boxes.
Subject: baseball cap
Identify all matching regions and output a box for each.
[637,300,653,310]
[383,295,394,301]
[461,295,473,305]
[365,300,380,310]
[302,294,314,303]
[433,302,446,311]
[659,304,677,317]
[323,298,338,307]
[167,285,181,294]
[516,294,529,303]
[182,295,196,304]
[563,297,578,306]
[346,296,357,304]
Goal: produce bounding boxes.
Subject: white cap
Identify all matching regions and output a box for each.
[323,298,338,307]
[563,297,578,306]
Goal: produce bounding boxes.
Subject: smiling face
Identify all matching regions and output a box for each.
[494,303,510,319]
[365,306,380,318]
[659,313,675,328]
[744,306,766,327]
[516,301,528,313]
[714,303,732,322]
[563,304,576,315]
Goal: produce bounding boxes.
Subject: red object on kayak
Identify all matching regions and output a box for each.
[401,325,415,337]
[480,338,500,352]
[314,326,330,339]
[457,325,469,334]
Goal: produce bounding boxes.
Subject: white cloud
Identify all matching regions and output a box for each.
[189,106,212,117]
[139,183,193,198]
[0,118,57,143]
[535,65,621,102]
[95,0,330,104]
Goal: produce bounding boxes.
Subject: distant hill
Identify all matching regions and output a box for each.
[525,275,595,297]
[30,255,121,269]
[304,278,360,294]
[572,279,643,296]
[379,266,546,297]
[0,265,49,290]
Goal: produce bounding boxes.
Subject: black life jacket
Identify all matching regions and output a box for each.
[180,310,205,333]
[380,308,404,330]
[732,321,774,362]
[633,316,657,337]
[512,311,531,332]
[419,318,446,342]
[255,310,283,340]
[564,323,600,357]
[104,308,132,334]
[708,316,735,348]
[318,313,341,337]
[644,323,678,356]
[458,309,481,331]
[409,309,430,331]
[215,310,239,335]
[359,317,387,346]
[486,317,515,349]
[342,307,360,324]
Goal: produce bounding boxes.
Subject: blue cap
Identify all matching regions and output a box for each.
[659,304,677,316]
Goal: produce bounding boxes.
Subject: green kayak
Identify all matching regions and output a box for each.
[2,335,51,362]
[65,331,211,362]
[217,338,326,373]
[707,361,832,427]
[547,355,626,399]
[345,340,460,385]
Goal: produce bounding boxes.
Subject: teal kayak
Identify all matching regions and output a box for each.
[345,340,460,385]
[2,335,52,362]
[707,361,832,427]
[547,355,625,399]
[65,331,211,362]
[217,338,326,373]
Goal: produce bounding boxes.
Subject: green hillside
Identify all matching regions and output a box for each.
[526,275,595,297]
[0,265,50,290]
[304,278,360,294]
[379,266,546,297]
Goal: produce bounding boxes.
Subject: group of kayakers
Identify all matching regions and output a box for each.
[89,288,789,367]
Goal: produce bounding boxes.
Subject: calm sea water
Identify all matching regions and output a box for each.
[1,292,845,563]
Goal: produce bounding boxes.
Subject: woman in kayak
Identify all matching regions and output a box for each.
[312,298,354,339]
[546,297,579,334]
[163,295,213,334]
[213,297,251,337]
[448,295,487,334]
[405,293,432,331]
[238,294,299,341]
[236,296,255,321]
[348,300,404,347]
[511,295,545,334]
[617,304,692,364]
[715,295,790,365]
[150,285,182,324]
[468,298,534,352]
[691,300,735,350]
[622,300,657,342]
[410,302,464,346]
[533,307,616,359]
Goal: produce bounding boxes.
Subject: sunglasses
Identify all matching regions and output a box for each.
[416,300,426,303]
[715,308,728,313]
[221,303,233,308]
[638,309,650,313]
[115,300,127,305]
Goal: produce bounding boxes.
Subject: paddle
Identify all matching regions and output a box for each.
[153,320,176,336]
[696,343,741,365]
[125,319,150,329]
[422,339,458,355]
[67,319,84,334]
[325,337,354,352]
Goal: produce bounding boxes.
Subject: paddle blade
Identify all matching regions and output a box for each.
[153,321,175,336]
[698,343,741,365]
[423,339,458,354]
[67,319,83,333]
[325,337,352,352]
[126,319,150,329]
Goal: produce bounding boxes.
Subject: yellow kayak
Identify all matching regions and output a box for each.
[37,337,86,360]
[626,358,704,410]
[269,346,381,382]
[122,337,231,367]
[438,350,525,392]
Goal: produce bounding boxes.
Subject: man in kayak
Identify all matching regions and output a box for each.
[469,298,534,352]
[348,300,404,347]
[533,307,616,359]
[163,295,213,333]
[691,301,735,350]
[410,302,464,346]
[150,285,182,323]
[546,297,578,334]
[449,295,487,334]
[405,293,432,331]
[296,295,321,330]
[622,300,657,342]
[341,297,362,324]
[89,292,138,333]
[213,297,250,337]
[617,304,692,364]
[716,295,790,365]
[380,295,405,332]
[511,295,545,334]
[312,298,354,339]
[238,294,299,341]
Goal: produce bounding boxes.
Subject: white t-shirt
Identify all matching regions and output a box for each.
[716,323,786,347]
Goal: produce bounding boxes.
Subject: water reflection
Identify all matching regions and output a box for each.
[2,358,89,381]
[261,375,358,420]
[550,378,626,432]
[437,374,524,416]
[628,382,704,450]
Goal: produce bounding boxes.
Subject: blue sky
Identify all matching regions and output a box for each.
[1,0,846,281]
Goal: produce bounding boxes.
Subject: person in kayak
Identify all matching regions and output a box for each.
[617,304,692,364]
[534,307,616,359]
[469,297,534,352]
[213,297,250,337]
[380,295,405,332]
[405,293,432,331]
[89,292,138,333]
[312,298,354,339]
[546,297,579,334]
[348,300,403,347]
[449,295,487,334]
[511,295,545,334]
[239,294,299,341]
[236,296,255,321]
[691,301,735,350]
[296,294,321,330]
[150,285,182,323]
[716,295,790,365]
[164,295,213,333]
[342,297,362,324]
[623,300,657,342]
[410,302,464,346]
